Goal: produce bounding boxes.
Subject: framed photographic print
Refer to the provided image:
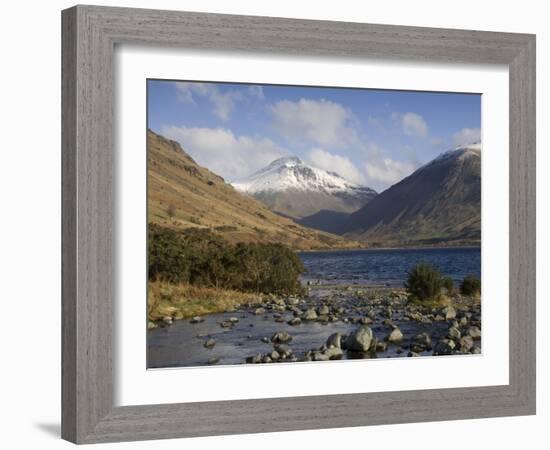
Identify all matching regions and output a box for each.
[62,5,536,444]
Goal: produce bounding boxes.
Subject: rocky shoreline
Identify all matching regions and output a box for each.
[148,285,481,366]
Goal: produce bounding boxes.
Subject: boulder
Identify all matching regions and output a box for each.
[459,335,474,352]
[433,340,453,356]
[245,354,263,364]
[360,317,374,325]
[287,317,302,326]
[162,316,173,325]
[203,338,216,349]
[442,305,457,320]
[317,305,330,316]
[326,332,342,349]
[346,326,375,352]
[271,331,293,343]
[324,347,343,360]
[387,327,404,343]
[376,341,388,352]
[274,344,293,358]
[254,307,266,315]
[313,352,330,361]
[147,321,158,330]
[190,316,204,324]
[448,326,461,340]
[413,332,432,348]
[302,308,318,321]
[467,326,482,340]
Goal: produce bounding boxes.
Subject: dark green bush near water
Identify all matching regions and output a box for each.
[148,223,304,295]
[442,276,454,293]
[460,274,481,296]
[404,263,445,301]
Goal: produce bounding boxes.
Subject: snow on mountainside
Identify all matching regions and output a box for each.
[232,156,374,196]
[424,142,481,168]
[231,156,377,221]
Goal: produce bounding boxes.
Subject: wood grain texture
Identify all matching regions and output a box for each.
[61,5,536,444]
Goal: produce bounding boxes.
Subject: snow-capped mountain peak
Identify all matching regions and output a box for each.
[232,157,371,195]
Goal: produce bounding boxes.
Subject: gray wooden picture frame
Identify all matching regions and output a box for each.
[61,5,536,444]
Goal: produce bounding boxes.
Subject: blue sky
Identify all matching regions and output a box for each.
[148,79,481,192]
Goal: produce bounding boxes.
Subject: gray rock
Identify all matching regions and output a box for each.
[326,332,342,349]
[360,317,373,325]
[407,351,420,357]
[387,327,404,343]
[228,317,239,323]
[190,316,204,323]
[346,326,374,352]
[270,350,281,361]
[147,321,158,330]
[448,326,461,340]
[442,305,457,320]
[271,331,293,343]
[413,332,432,348]
[302,308,318,321]
[325,347,343,360]
[313,352,330,362]
[472,346,481,354]
[254,307,266,315]
[317,304,330,316]
[162,316,173,325]
[468,326,482,340]
[376,341,388,352]
[207,357,219,365]
[459,335,474,352]
[433,340,453,356]
[203,338,216,349]
[274,344,293,358]
[287,317,302,326]
[245,354,263,364]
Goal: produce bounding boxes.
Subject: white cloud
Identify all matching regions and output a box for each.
[160,125,289,181]
[401,112,429,137]
[363,158,416,192]
[270,98,354,147]
[306,148,364,184]
[174,82,263,121]
[453,127,481,147]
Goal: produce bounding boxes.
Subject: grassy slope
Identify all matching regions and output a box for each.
[147,130,362,250]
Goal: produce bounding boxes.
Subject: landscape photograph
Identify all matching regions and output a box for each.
[146,80,482,368]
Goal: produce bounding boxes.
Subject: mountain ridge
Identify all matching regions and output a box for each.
[232,156,377,219]
[147,130,362,250]
[342,144,481,247]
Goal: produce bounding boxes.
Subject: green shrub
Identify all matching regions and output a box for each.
[404,263,444,301]
[442,277,454,293]
[147,223,304,295]
[460,275,481,296]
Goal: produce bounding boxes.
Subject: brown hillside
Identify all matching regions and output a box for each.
[147,130,360,250]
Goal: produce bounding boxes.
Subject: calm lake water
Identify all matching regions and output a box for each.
[299,247,481,287]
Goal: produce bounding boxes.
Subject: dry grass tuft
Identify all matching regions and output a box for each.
[148,281,258,320]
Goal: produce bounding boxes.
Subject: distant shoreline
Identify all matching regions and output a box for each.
[298,244,481,254]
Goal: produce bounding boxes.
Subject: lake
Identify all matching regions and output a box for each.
[299,246,481,287]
